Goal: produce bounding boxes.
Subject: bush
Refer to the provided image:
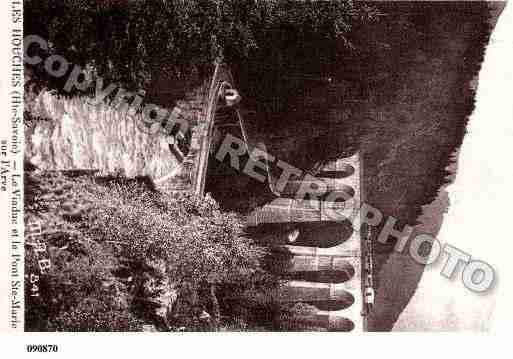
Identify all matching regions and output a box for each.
[54,298,142,332]
[25,170,279,331]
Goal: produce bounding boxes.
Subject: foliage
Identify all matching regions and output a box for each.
[25,170,279,331]
[24,0,374,91]
[83,179,265,287]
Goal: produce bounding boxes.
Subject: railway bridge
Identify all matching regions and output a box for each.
[158,62,374,332]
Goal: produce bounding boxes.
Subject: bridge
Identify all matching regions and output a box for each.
[157,62,374,331]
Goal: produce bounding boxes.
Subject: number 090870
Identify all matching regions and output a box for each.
[26,344,58,353]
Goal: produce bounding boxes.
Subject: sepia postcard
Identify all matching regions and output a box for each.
[0,0,512,356]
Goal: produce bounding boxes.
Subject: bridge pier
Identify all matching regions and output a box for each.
[247,152,372,332]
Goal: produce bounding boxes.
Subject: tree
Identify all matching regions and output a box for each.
[24,0,373,93]
[25,170,278,331]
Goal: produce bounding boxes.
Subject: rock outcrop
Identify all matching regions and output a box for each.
[25,88,206,182]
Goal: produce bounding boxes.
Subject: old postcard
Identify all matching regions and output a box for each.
[1,0,512,356]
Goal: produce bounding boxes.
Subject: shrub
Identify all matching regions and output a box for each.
[25,170,278,331]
